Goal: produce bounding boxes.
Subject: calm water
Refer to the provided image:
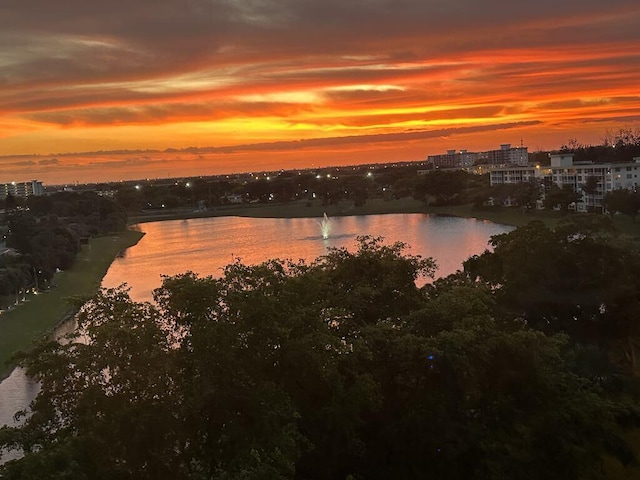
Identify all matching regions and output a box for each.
[102,214,512,302]
[0,213,512,462]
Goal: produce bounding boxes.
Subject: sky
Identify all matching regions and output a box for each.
[1,0,639,185]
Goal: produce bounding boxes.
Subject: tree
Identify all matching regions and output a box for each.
[270,177,296,202]
[113,185,142,212]
[561,137,583,151]
[511,180,541,209]
[390,177,414,199]
[26,195,54,216]
[3,194,18,213]
[245,179,272,202]
[5,210,37,254]
[543,184,581,211]
[583,176,600,196]
[341,176,371,206]
[312,236,436,333]
[464,220,640,370]
[484,181,539,209]
[486,183,516,207]
[603,127,640,149]
[415,170,469,205]
[604,188,640,220]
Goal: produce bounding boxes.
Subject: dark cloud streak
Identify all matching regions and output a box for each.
[3,0,639,92]
[1,0,639,182]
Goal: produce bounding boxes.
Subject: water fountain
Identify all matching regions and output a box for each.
[318,212,332,239]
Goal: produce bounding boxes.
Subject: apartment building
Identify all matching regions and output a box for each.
[490,154,640,213]
[489,165,543,185]
[428,144,528,169]
[426,149,479,168]
[0,180,44,200]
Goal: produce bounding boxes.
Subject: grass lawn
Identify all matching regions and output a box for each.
[127,197,430,224]
[0,229,144,379]
[128,197,607,228]
[424,203,640,239]
[422,203,566,229]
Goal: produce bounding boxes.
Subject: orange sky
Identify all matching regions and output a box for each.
[1,0,639,184]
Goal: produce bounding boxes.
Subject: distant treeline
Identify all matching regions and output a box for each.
[556,127,640,164]
[110,165,489,213]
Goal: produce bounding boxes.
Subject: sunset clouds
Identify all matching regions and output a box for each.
[1,0,639,183]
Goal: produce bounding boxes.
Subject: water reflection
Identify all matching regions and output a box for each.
[102,214,512,303]
[0,366,40,425]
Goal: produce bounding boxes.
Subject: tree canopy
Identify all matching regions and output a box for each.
[464,218,640,369]
[1,233,639,479]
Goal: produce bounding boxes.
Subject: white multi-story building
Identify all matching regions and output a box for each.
[490,154,640,213]
[426,149,479,168]
[0,180,44,199]
[489,165,544,185]
[428,144,528,169]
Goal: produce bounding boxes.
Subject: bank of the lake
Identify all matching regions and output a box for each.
[127,197,432,224]
[128,197,568,227]
[431,203,640,240]
[128,196,640,238]
[0,230,145,380]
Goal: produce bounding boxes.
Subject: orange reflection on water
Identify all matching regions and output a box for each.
[103,214,513,303]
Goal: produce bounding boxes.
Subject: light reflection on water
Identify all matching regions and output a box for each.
[102,214,512,303]
[0,213,512,463]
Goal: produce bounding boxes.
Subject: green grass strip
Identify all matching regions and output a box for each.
[0,229,144,379]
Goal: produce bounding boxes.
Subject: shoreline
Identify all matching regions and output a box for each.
[126,197,568,230]
[127,198,430,224]
[0,230,145,381]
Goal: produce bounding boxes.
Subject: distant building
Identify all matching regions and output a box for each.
[0,180,44,199]
[426,149,479,168]
[489,165,543,185]
[427,144,528,169]
[96,189,116,198]
[224,193,244,204]
[490,153,640,213]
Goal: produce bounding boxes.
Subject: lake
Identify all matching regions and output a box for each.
[102,213,512,302]
[0,213,512,462]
